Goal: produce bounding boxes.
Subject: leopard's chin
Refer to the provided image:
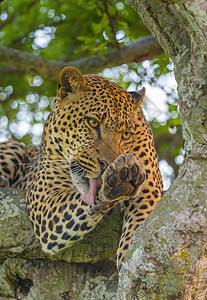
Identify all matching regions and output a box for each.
[70,160,103,205]
[70,169,90,195]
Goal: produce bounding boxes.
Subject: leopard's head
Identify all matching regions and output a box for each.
[48,67,145,204]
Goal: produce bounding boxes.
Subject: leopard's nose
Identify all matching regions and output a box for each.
[98,159,108,175]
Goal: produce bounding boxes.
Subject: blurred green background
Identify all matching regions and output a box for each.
[0,0,183,189]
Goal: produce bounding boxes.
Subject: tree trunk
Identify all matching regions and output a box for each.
[118,0,207,299]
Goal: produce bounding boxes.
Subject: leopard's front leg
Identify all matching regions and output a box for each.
[90,153,147,270]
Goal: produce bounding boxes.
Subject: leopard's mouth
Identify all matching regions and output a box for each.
[81,177,103,205]
[70,160,105,206]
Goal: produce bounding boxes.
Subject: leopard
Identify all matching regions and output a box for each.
[0,66,163,270]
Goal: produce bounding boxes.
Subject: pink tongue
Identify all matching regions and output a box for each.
[82,177,102,205]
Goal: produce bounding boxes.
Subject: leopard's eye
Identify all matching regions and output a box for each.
[87,118,99,128]
[122,132,132,140]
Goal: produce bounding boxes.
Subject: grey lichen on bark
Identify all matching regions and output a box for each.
[0,258,119,300]
[0,259,119,300]
[0,188,121,298]
[118,1,207,299]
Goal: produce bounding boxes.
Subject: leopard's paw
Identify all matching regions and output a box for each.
[102,153,145,201]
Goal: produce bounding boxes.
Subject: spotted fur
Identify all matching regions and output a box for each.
[0,67,163,270]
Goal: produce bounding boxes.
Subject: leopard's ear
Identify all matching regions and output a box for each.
[59,66,86,99]
[129,87,146,108]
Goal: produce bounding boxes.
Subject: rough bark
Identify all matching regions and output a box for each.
[118,159,207,299]
[0,259,118,300]
[0,36,163,80]
[0,188,121,299]
[118,1,207,299]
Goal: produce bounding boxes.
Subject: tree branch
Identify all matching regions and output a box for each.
[0,36,163,80]
[0,186,120,299]
[102,1,120,49]
[0,187,121,263]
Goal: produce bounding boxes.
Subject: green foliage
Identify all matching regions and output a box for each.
[0,0,182,187]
